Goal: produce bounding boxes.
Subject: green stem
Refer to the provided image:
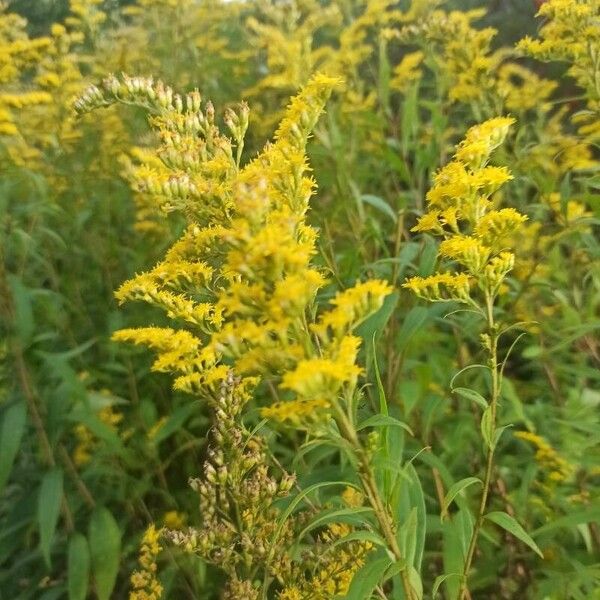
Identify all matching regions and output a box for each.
[334,405,417,600]
[458,293,500,600]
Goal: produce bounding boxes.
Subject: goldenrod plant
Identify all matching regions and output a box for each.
[1,1,599,599]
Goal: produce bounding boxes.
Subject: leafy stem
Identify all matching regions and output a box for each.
[333,403,417,600]
[458,290,501,599]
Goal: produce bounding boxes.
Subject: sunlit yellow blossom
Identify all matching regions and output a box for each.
[439,236,491,272]
[312,279,393,340]
[517,0,600,139]
[130,524,163,600]
[403,273,471,302]
[390,50,424,92]
[281,337,362,399]
[474,208,528,247]
[406,117,519,303]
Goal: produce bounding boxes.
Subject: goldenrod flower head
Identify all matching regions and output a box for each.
[475,208,528,247]
[312,279,393,341]
[390,50,424,93]
[439,236,491,272]
[403,273,471,302]
[517,0,600,139]
[261,397,332,425]
[411,210,443,233]
[456,117,515,168]
[514,431,573,488]
[281,336,362,399]
[482,251,515,291]
[130,524,163,600]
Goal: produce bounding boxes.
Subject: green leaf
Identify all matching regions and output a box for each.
[7,275,34,346]
[432,573,460,598]
[452,387,488,410]
[399,508,418,569]
[89,507,121,600]
[345,552,393,600]
[480,405,494,450]
[0,401,27,493]
[396,306,428,352]
[357,414,414,435]
[485,511,543,558]
[532,506,600,537]
[408,565,423,600]
[150,404,196,444]
[273,481,355,546]
[38,468,64,568]
[442,477,482,520]
[296,506,374,542]
[68,533,90,600]
[68,411,126,456]
[356,291,398,344]
[361,194,397,222]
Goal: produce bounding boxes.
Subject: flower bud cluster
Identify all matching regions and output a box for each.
[164,372,298,594]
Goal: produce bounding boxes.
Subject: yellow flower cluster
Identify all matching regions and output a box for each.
[130,524,163,600]
[0,9,51,138]
[73,403,123,466]
[278,523,373,599]
[396,9,499,107]
[514,431,573,514]
[518,0,600,139]
[80,73,391,424]
[404,117,527,302]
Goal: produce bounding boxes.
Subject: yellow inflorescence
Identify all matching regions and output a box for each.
[130,524,163,600]
[80,73,391,424]
[278,523,373,599]
[518,0,600,140]
[404,117,526,302]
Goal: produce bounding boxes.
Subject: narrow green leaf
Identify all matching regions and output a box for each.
[0,401,27,493]
[150,404,196,444]
[452,387,488,410]
[372,334,392,500]
[399,508,418,569]
[357,414,414,435]
[532,506,600,537]
[273,481,355,546]
[396,306,428,352]
[345,552,393,600]
[38,468,64,568]
[432,573,460,598]
[296,506,374,542]
[485,511,543,558]
[7,275,34,346]
[361,194,397,222]
[408,565,423,600]
[68,533,90,600]
[480,405,494,450]
[89,507,121,600]
[442,477,482,519]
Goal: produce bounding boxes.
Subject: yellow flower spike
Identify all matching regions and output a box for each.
[273,73,342,151]
[403,273,471,303]
[312,280,393,341]
[261,398,332,425]
[456,117,515,168]
[411,210,443,233]
[130,524,163,600]
[475,208,528,247]
[439,236,491,273]
[390,50,424,93]
[482,251,515,292]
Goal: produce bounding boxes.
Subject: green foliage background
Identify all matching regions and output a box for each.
[0,0,598,599]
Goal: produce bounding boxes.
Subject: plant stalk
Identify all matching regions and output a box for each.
[458,293,500,600]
